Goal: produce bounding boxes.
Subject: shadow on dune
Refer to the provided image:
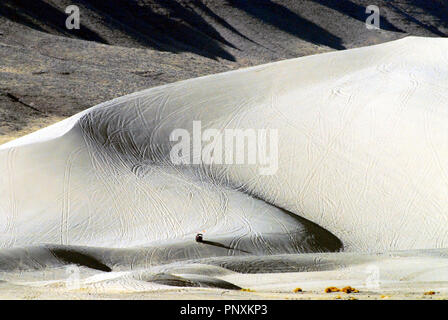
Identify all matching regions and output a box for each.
[311,0,404,33]
[141,272,242,289]
[199,240,251,254]
[225,0,345,50]
[0,0,109,44]
[49,247,112,272]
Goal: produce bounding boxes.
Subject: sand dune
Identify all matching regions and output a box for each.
[1,37,448,295]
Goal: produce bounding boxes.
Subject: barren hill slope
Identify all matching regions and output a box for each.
[0,0,447,143]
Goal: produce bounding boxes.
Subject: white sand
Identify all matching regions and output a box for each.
[1,37,448,298]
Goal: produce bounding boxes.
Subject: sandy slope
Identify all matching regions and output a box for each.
[2,250,448,300]
[1,37,448,297]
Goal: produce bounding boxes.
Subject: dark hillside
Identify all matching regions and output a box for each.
[0,0,447,143]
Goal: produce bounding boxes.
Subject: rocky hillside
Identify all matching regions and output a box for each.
[0,0,447,143]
